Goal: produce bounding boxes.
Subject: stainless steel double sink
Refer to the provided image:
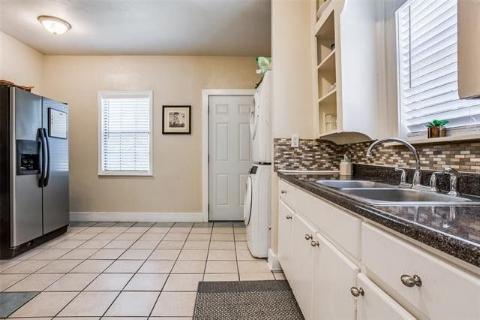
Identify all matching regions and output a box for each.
[315,180,479,205]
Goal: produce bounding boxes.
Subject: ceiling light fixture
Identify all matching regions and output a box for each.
[37,15,71,35]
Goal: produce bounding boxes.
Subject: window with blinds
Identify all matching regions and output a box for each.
[396,0,480,136]
[99,91,152,175]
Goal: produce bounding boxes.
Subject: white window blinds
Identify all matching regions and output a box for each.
[99,91,152,175]
[396,0,480,135]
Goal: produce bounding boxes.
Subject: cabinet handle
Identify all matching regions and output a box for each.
[400,274,422,287]
[281,190,287,195]
[350,287,365,297]
[304,234,313,240]
[310,240,319,247]
[286,215,293,220]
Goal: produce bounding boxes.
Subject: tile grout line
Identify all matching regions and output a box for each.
[202,222,214,280]
[146,222,195,318]
[97,222,161,319]
[3,221,112,317]
[51,221,153,318]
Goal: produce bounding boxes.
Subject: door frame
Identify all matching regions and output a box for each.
[202,89,256,221]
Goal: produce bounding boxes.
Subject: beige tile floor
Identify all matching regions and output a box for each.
[0,221,285,319]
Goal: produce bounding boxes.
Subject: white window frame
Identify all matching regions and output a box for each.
[395,0,480,141]
[97,90,154,176]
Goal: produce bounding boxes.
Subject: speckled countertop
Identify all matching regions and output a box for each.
[278,166,480,269]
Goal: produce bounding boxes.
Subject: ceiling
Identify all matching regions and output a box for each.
[0,0,271,56]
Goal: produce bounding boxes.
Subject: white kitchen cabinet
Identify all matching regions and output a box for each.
[290,214,317,320]
[277,178,480,320]
[356,274,416,320]
[362,223,480,320]
[312,232,359,320]
[313,0,379,142]
[278,200,295,280]
[295,187,361,259]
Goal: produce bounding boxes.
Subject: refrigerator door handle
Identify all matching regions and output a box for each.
[37,128,46,187]
[43,128,51,187]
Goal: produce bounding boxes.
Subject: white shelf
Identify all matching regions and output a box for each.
[317,0,333,19]
[318,129,340,137]
[318,88,337,104]
[317,49,336,71]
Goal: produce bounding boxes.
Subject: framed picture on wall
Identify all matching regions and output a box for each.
[162,105,191,134]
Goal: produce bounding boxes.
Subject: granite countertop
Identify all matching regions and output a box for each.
[278,166,480,269]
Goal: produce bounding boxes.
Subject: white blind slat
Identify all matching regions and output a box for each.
[100,93,151,173]
[396,0,480,134]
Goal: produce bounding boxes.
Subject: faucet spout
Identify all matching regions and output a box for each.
[366,138,422,188]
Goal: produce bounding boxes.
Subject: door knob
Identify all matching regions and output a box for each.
[286,215,292,220]
[304,234,313,240]
[400,274,422,287]
[350,287,365,297]
[280,190,287,195]
[310,240,319,247]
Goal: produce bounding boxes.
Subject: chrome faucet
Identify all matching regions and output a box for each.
[366,138,421,188]
[444,167,460,196]
[429,171,444,192]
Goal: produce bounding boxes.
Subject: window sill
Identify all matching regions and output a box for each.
[98,171,153,177]
[387,133,480,146]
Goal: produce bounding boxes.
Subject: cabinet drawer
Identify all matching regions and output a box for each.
[357,273,415,320]
[297,190,361,259]
[362,223,480,319]
[278,180,299,211]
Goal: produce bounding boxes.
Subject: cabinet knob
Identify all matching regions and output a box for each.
[286,215,293,220]
[400,274,422,287]
[350,287,365,297]
[304,234,313,240]
[280,190,287,195]
[310,240,320,247]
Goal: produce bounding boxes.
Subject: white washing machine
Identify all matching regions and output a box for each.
[243,164,271,258]
[250,71,272,163]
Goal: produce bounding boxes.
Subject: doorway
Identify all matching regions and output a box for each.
[206,92,254,221]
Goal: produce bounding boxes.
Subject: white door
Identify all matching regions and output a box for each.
[278,200,294,278]
[312,233,359,320]
[290,214,316,320]
[209,95,253,221]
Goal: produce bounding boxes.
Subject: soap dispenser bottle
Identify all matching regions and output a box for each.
[340,153,352,176]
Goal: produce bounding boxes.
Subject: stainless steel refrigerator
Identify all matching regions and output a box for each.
[0,86,69,258]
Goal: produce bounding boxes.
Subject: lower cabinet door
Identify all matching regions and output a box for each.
[278,200,294,278]
[290,214,316,320]
[356,274,416,320]
[312,233,359,320]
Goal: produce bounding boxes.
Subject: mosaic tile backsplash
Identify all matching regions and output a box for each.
[274,138,480,173]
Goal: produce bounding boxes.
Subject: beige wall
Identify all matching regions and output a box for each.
[42,55,258,214]
[271,0,315,139]
[0,31,44,94]
[270,0,315,253]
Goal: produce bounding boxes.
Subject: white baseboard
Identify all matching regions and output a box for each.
[70,211,205,222]
[267,248,282,271]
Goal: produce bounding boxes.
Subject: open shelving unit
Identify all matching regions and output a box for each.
[312,0,379,142]
[315,8,337,136]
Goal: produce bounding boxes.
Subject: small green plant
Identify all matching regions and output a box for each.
[425,119,448,128]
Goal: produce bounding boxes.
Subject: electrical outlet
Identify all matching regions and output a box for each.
[291,134,299,148]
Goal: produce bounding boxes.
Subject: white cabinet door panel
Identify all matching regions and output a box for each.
[278,200,294,279]
[312,232,359,320]
[290,214,316,320]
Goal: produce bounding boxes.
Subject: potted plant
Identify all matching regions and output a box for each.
[425,119,448,138]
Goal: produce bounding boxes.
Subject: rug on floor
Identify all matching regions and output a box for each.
[193,280,304,320]
[0,292,39,318]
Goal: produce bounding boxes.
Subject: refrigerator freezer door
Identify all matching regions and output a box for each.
[42,99,69,234]
[12,89,43,246]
